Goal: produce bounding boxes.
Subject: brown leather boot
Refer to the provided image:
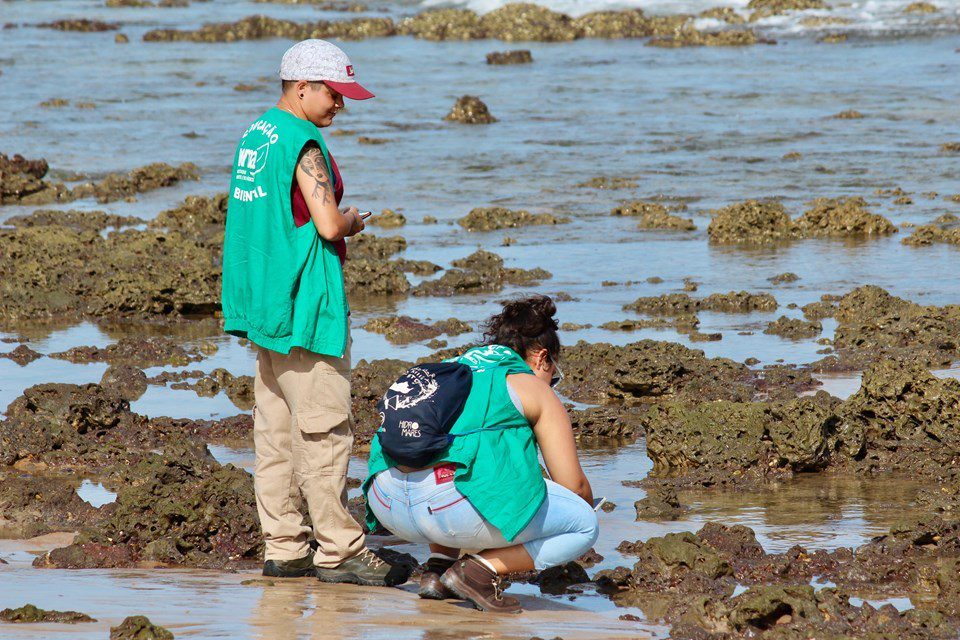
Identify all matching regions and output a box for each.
[439,556,522,613]
[419,557,458,600]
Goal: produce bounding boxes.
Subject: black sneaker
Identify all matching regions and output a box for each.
[262,552,315,578]
[315,548,412,587]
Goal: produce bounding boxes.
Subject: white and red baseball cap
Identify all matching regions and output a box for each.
[279,39,374,100]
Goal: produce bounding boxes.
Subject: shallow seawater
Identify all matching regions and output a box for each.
[2,0,960,636]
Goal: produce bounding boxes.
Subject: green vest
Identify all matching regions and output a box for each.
[221,107,349,357]
[363,345,546,541]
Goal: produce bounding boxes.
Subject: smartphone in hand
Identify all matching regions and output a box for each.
[592,497,607,512]
[359,210,373,220]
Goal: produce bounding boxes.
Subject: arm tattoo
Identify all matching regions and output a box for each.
[299,147,332,205]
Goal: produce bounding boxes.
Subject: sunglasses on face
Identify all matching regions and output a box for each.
[550,362,564,388]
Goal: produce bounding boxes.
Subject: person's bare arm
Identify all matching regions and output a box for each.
[507,373,594,505]
[295,145,363,241]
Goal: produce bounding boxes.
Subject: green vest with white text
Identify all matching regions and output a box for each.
[221,107,348,357]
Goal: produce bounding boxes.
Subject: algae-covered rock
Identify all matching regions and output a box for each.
[904,1,939,13]
[902,213,960,247]
[0,344,42,366]
[795,196,897,236]
[0,471,102,538]
[458,206,568,231]
[578,176,638,189]
[38,444,261,569]
[169,368,254,410]
[478,3,578,42]
[624,292,776,315]
[72,162,199,203]
[38,19,119,31]
[348,233,406,260]
[624,293,699,315]
[699,6,747,23]
[630,531,734,581]
[148,193,227,236]
[802,298,837,320]
[763,316,822,339]
[728,585,822,630]
[486,49,533,64]
[837,360,960,472]
[364,316,470,345]
[50,337,205,368]
[643,396,835,485]
[768,272,799,284]
[830,285,960,367]
[0,153,69,205]
[343,259,411,298]
[413,249,550,297]
[144,15,395,42]
[573,9,653,38]
[0,604,96,623]
[397,8,484,40]
[634,486,685,521]
[708,200,799,243]
[7,208,143,232]
[100,365,149,401]
[612,201,695,230]
[648,26,763,47]
[368,208,406,228]
[444,95,497,124]
[559,339,753,405]
[832,108,864,119]
[569,405,646,442]
[110,615,174,640]
[747,0,827,21]
[700,291,778,313]
[535,561,590,594]
[0,207,222,324]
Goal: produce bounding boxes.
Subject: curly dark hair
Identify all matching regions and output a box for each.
[481,294,560,362]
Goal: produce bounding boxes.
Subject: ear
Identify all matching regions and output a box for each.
[535,348,550,370]
[296,80,309,96]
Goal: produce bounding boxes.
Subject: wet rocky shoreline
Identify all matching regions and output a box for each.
[3,2,960,635]
[2,166,960,636]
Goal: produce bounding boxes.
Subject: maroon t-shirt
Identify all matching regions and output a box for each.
[292,152,347,264]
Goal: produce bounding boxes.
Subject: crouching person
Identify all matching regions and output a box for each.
[361,295,599,613]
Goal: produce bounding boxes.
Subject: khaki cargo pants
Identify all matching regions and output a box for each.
[253,343,365,568]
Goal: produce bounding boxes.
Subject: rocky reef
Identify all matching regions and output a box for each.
[444,95,497,124]
[598,518,960,639]
[0,604,95,623]
[363,316,471,345]
[486,49,533,64]
[708,197,897,243]
[0,153,198,206]
[413,249,550,297]
[458,206,568,231]
[142,4,776,45]
[612,201,696,230]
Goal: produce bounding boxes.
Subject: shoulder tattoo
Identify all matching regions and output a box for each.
[299,147,332,205]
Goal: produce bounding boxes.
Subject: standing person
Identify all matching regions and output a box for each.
[222,39,410,587]
[362,296,599,612]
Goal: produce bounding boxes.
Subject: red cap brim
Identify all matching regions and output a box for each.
[324,80,375,101]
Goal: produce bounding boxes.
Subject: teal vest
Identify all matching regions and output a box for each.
[221,108,349,357]
[364,345,546,541]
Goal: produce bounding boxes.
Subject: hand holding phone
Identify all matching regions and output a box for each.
[359,210,373,220]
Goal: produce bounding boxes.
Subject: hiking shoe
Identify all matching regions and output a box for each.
[315,548,412,587]
[262,553,315,578]
[439,556,522,614]
[419,557,458,600]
